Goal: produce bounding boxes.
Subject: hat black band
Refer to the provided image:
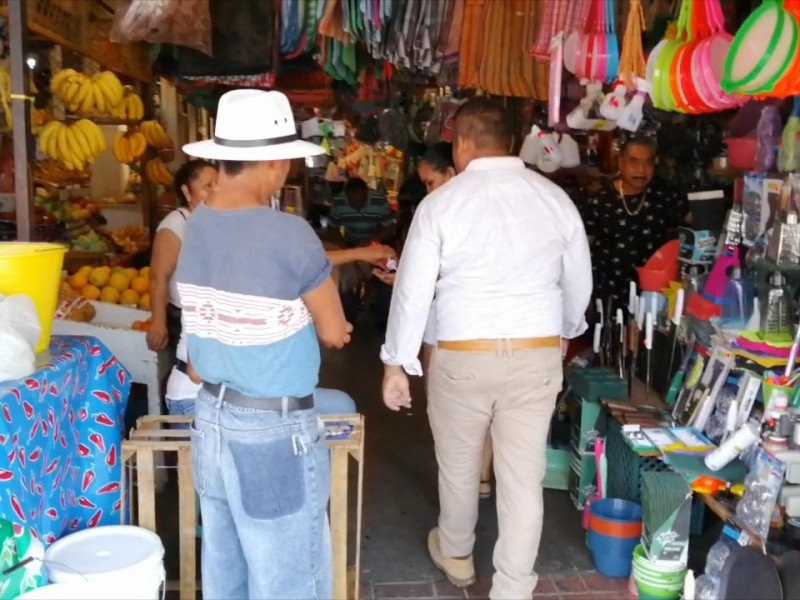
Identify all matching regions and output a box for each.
[213,134,299,148]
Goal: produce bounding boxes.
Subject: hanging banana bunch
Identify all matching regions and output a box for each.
[141,120,173,150]
[144,158,174,186]
[112,131,147,165]
[51,69,126,117]
[37,119,107,171]
[112,91,145,121]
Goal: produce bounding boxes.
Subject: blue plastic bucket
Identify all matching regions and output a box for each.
[587,498,643,578]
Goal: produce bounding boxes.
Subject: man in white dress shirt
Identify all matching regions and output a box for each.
[380,98,592,600]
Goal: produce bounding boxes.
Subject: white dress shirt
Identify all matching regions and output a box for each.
[380,156,592,376]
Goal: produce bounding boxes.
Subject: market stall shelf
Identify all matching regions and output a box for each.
[0,335,130,544]
[122,413,365,600]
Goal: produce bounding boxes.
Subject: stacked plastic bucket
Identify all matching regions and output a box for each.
[587,498,643,578]
[632,545,687,599]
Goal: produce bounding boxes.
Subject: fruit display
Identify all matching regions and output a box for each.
[141,120,173,150]
[38,119,107,171]
[111,92,145,121]
[112,131,147,164]
[50,69,125,117]
[33,159,91,184]
[131,318,153,331]
[56,282,96,323]
[107,224,149,254]
[144,158,174,186]
[63,265,151,310]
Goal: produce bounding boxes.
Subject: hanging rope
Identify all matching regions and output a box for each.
[618,0,646,89]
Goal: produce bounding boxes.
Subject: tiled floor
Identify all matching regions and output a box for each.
[367,570,632,599]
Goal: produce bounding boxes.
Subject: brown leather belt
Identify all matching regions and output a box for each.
[437,337,561,352]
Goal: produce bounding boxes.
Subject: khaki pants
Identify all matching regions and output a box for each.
[427,345,562,600]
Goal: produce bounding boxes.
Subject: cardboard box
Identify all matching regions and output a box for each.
[678,227,718,263]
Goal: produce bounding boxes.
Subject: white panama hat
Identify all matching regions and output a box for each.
[182,89,325,162]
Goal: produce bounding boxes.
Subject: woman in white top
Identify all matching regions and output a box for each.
[147,160,218,420]
[374,143,495,499]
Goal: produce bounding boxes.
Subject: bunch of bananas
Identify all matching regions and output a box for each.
[38,120,107,171]
[112,132,147,165]
[144,158,174,186]
[112,93,145,121]
[51,69,125,117]
[141,120,173,150]
[0,67,10,130]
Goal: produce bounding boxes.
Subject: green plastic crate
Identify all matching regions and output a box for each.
[567,368,628,403]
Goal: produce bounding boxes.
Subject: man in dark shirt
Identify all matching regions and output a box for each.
[583,137,690,301]
[329,177,395,247]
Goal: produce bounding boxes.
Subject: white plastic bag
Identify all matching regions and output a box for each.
[0,293,40,382]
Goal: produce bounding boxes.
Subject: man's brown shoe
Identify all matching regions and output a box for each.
[427,528,477,587]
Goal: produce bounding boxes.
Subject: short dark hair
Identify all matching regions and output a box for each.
[219,160,246,176]
[620,135,657,155]
[344,177,369,199]
[174,159,217,205]
[454,97,513,151]
[420,142,454,173]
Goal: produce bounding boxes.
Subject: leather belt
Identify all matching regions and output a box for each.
[175,359,188,375]
[437,337,561,352]
[202,382,314,412]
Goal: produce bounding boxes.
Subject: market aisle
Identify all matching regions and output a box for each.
[318,323,607,596]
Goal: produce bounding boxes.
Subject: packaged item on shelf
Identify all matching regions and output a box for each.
[735,447,786,541]
[760,271,793,341]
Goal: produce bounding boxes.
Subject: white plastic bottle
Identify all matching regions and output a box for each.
[704,423,760,471]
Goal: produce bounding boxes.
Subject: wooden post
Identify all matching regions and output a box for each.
[8,0,33,242]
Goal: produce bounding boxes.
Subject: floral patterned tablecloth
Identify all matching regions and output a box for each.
[0,336,130,545]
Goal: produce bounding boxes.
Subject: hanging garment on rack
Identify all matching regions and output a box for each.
[173,0,277,77]
[179,72,277,88]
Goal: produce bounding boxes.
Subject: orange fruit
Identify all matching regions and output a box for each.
[139,266,150,279]
[89,266,110,287]
[111,266,125,275]
[109,273,130,292]
[78,265,93,278]
[60,281,74,294]
[119,289,140,306]
[138,293,150,310]
[68,272,88,289]
[100,286,120,304]
[130,276,149,294]
[123,268,139,282]
[81,284,101,300]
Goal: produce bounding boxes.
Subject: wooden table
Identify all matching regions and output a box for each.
[121,413,365,600]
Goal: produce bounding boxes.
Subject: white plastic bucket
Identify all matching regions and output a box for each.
[42,525,165,600]
[18,582,120,599]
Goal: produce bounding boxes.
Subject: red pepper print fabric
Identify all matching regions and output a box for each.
[0,336,130,545]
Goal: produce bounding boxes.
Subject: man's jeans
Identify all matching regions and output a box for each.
[192,387,331,599]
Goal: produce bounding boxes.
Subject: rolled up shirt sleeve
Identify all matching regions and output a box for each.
[560,208,593,339]
[380,199,440,376]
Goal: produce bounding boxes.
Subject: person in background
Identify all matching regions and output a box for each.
[329,177,396,326]
[329,177,395,246]
[380,97,592,599]
[374,141,494,499]
[147,160,217,423]
[176,89,351,599]
[582,136,690,302]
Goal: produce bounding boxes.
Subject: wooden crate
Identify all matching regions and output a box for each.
[122,413,365,600]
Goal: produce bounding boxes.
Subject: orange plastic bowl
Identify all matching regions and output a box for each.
[637,267,675,292]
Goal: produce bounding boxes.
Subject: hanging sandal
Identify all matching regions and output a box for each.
[479,480,492,499]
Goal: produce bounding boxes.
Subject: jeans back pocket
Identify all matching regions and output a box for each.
[228,434,307,521]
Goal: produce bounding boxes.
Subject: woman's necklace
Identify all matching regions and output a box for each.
[615,180,647,217]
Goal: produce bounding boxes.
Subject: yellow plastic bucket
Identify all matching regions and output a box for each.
[0,242,68,353]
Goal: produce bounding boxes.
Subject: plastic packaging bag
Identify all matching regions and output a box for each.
[754,106,782,173]
[0,293,40,382]
[111,0,212,57]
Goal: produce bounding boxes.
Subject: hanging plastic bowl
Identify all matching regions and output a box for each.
[604,0,620,83]
[692,36,740,110]
[722,0,797,93]
[646,38,669,102]
[653,37,683,110]
[769,10,800,97]
[564,31,580,74]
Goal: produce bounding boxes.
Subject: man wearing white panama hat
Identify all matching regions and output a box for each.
[176,89,351,599]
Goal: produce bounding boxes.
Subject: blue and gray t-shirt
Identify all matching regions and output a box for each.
[175,203,331,398]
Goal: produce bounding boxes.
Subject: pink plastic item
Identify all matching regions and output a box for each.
[704,246,740,301]
[549,35,564,126]
[690,0,742,111]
